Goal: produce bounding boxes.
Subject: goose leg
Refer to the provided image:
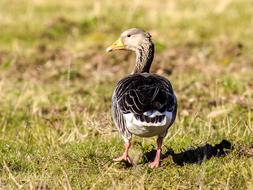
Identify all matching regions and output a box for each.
[149,137,163,168]
[113,142,133,164]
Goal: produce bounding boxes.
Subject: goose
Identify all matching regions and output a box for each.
[106,28,177,168]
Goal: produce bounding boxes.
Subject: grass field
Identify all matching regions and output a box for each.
[0,0,253,189]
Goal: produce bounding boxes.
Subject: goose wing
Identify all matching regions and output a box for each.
[112,73,177,141]
[114,73,176,115]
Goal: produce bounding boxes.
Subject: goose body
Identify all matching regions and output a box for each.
[107,28,177,168]
[112,73,176,140]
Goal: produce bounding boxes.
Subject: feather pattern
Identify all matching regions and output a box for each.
[112,73,177,141]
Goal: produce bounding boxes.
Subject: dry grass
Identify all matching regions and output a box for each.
[0,0,253,189]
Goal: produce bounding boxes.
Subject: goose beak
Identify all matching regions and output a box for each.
[106,38,125,52]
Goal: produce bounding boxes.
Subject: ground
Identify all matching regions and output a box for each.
[0,0,253,189]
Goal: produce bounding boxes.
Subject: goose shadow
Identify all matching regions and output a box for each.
[141,139,232,166]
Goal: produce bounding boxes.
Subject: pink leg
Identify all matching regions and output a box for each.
[149,137,163,168]
[113,142,133,164]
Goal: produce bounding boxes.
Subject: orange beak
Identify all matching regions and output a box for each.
[106,38,125,52]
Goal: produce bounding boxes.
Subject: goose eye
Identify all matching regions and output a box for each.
[127,34,131,37]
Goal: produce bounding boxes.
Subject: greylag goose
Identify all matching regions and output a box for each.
[106,28,177,168]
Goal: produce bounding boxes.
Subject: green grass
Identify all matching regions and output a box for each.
[0,0,253,189]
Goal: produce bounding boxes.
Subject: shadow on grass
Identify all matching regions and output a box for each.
[142,139,232,166]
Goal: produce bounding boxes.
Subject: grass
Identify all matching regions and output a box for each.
[0,0,253,189]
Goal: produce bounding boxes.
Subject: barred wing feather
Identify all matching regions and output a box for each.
[115,73,176,115]
[112,73,177,139]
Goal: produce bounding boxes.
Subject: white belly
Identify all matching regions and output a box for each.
[123,111,172,137]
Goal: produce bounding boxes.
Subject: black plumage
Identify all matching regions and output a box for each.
[114,73,176,117]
